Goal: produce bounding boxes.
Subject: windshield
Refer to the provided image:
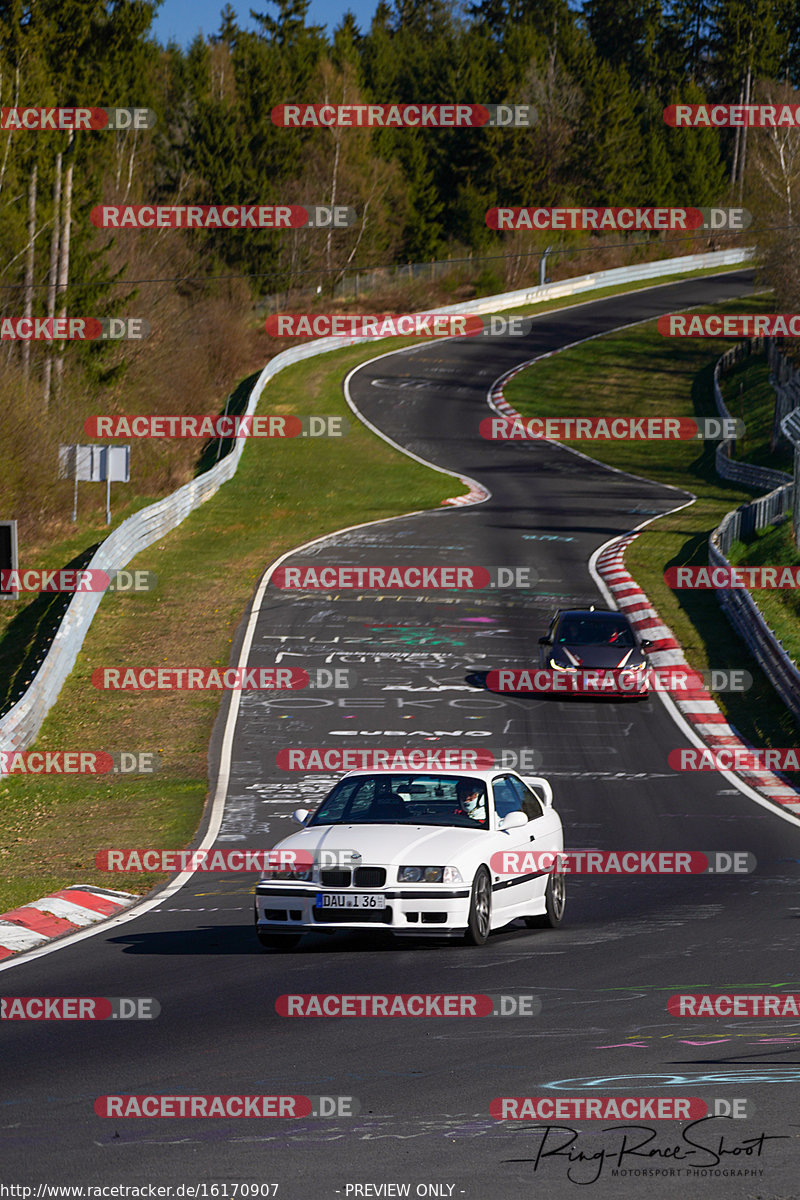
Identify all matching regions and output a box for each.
[308,774,490,829]
[556,615,635,647]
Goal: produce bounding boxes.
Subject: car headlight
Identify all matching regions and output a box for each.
[398,866,463,883]
[261,869,312,881]
[550,657,576,672]
[629,661,646,670]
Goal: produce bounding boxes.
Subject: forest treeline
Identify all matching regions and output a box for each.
[0,0,798,540]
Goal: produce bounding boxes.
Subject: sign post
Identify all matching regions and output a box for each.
[58,444,130,524]
[0,520,19,599]
[104,446,130,524]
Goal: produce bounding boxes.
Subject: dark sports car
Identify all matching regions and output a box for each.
[538,607,651,697]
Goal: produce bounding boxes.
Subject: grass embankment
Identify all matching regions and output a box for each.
[719,353,793,474]
[504,293,798,747]
[728,522,800,666]
[0,342,454,913]
[718,354,800,667]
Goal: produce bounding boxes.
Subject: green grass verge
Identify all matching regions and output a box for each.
[718,354,800,668]
[504,292,798,746]
[727,520,800,666]
[720,353,794,473]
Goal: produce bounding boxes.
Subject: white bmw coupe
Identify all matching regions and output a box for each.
[254,768,565,949]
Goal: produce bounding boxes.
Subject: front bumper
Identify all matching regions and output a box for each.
[255,883,472,937]
[545,669,649,697]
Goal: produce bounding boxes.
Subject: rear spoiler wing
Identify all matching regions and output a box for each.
[521,775,553,807]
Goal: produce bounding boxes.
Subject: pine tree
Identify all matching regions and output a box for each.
[571,57,644,204]
[665,79,727,204]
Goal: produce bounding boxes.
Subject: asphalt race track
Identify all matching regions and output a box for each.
[4,269,800,1198]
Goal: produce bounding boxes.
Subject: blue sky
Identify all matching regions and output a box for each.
[152,0,381,44]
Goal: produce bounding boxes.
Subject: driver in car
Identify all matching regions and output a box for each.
[456,779,487,823]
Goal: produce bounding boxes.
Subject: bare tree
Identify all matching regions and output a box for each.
[21,161,37,382]
[54,139,75,394]
[0,56,23,199]
[42,149,62,409]
[750,81,800,224]
[752,81,800,364]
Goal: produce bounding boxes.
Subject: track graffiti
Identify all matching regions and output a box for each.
[543,1070,800,1089]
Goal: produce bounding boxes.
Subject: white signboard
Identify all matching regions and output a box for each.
[59,444,131,522]
[58,444,129,483]
[105,445,130,483]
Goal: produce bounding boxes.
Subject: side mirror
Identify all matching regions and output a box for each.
[498,810,528,831]
[538,636,550,645]
[640,638,652,649]
[521,775,554,807]
[291,808,310,825]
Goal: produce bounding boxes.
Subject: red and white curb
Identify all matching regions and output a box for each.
[443,479,490,506]
[489,372,800,818]
[0,885,138,961]
[597,535,800,814]
[490,365,529,417]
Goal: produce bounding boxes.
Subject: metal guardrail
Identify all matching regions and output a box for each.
[0,247,754,754]
[709,341,800,721]
[712,485,794,555]
[714,440,792,491]
[768,338,800,452]
[712,339,793,491]
[709,536,800,723]
[779,380,800,546]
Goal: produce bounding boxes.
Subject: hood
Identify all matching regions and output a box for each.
[553,644,645,669]
[271,822,486,867]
